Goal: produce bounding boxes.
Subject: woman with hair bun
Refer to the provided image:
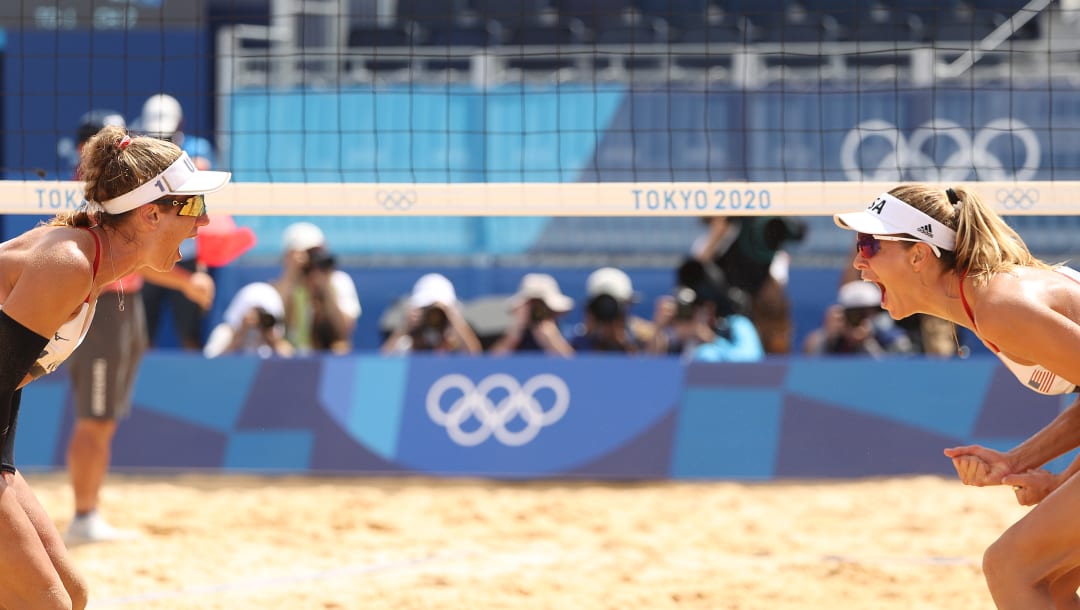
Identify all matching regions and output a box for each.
[0,125,228,609]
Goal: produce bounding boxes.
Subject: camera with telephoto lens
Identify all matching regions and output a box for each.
[843,306,879,327]
[734,217,807,263]
[303,247,336,275]
[587,294,623,323]
[255,307,278,330]
[411,304,449,349]
[673,287,698,321]
[419,305,449,333]
[528,299,552,325]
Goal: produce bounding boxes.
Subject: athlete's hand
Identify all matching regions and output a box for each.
[1002,469,1058,506]
[943,445,1014,486]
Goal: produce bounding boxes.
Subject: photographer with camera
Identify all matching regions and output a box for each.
[692,215,807,354]
[381,273,481,355]
[648,259,764,362]
[490,273,575,357]
[569,267,652,353]
[275,222,361,354]
[802,281,915,357]
[204,282,294,358]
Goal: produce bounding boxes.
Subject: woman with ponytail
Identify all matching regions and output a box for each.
[834,184,1080,609]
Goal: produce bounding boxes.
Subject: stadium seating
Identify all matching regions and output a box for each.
[554,0,636,30]
[396,0,467,27]
[470,0,551,28]
[636,0,709,31]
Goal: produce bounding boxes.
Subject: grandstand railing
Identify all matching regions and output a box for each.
[216,36,1073,89]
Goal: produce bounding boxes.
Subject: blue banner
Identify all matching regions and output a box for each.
[16,353,1072,480]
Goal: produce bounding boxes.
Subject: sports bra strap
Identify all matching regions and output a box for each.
[83,227,102,278]
[957,270,1001,352]
[82,227,102,303]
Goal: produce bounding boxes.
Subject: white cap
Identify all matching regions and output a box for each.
[99,151,231,215]
[142,93,183,138]
[282,222,326,252]
[837,281,882,309]
[410,273,458,308]
[586,267,635,302]
[834,192,956,252]
[509,273,574,313]
[223,282,285,329]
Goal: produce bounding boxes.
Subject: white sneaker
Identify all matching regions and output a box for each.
[64,512,140,546]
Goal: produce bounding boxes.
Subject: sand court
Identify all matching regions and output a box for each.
[27,472,1027,610]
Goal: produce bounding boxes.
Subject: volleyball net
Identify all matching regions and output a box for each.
[0,0,1077,230]
[6,179,1077,217]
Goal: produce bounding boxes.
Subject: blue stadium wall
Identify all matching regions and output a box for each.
[1,27,213,236]
[16,353,1073,479]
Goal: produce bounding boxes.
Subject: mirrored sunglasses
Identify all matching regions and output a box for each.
[167,194,207,218]
[856,232,941,259]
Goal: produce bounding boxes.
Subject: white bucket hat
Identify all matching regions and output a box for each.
[586,267,637,303]
[509,273,574,313]
[833,192,956,252]
[410,273,458,309]
[282,222,326,252]
[142,93,183,138]
[837,281,882,309]
[223,282,285,330]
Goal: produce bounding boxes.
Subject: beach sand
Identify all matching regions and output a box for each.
[27,472,1028,610]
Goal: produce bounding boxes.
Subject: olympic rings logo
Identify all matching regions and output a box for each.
[995,187,1039,210]
[376,189,417,211]
[426,373,571,447]
[840,118,1041,182]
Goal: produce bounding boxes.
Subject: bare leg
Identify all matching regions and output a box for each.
[983,474,1080,609]
[66,418,117,514]
[0,470,87,610]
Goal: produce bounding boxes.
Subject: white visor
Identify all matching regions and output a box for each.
[833,192,956,252]
[99,152,231,215]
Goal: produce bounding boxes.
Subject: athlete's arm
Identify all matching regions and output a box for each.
[976,286,1080,471]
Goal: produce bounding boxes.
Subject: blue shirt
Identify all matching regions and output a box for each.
[691,315,765,362]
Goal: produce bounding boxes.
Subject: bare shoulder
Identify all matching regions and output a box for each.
[26,226,96,276]
[8,226,95,300]
[976,267,1067,310]
[974,267,1080,346]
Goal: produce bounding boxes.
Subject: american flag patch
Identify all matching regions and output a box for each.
[1028,369,1056,391]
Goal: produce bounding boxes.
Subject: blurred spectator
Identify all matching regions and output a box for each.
[692,215,806,354]
[204,282,294,359]
[919,315,964,358]
[802,281,915,356]
[381,273,482,355]
[64,112,223,545]
[648,259,764,362]
[137,93,220,350]
[490,273,575,357]
[275,222,361,354]
[836,251,950,356]
[139,93,216,169]
[570,267,653,353]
